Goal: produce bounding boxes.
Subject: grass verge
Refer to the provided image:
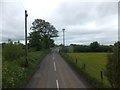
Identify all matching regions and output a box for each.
[2,50,49,88]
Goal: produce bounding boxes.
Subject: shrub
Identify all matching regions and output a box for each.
[105,41,120,88]
[3,43,24,61]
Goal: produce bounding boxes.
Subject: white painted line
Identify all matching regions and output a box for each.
[54,61,56,71]
[56,80,59,90]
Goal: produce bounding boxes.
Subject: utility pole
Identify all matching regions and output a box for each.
[62,28,65,46]
[25,10,28,67]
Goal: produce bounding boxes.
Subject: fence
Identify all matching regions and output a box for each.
[61,53,110,88]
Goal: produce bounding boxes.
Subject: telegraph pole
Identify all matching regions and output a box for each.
[25,10,28,67]
[62,28,65,46]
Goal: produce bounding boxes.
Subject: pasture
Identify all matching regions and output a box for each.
[66,52,111,87]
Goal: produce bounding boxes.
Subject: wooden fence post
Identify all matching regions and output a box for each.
[100,71,103,87]
[101,71,103,80]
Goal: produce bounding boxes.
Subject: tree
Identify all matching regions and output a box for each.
[90,41,100,52]
[29,19,58,50]
[105,41,120,88]
[29,31,41,51]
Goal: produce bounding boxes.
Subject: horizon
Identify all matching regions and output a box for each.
[0,39,117,46]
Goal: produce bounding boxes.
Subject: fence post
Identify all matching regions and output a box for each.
[101,71,103,80]
[100,71,103,87]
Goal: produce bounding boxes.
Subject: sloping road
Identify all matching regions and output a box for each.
[26,49,92,88]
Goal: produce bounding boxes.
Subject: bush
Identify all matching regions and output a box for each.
[3,43,24,61]
[105,41,120,88]
[2,50,49,88]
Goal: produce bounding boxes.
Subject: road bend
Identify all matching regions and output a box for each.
[25,48,92,88]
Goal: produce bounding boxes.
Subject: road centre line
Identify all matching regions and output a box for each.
[56,80,59,90]
[54,61,56,71]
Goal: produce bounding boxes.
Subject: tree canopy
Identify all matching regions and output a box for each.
[28,19,58,50]
[62,41,113,53]
[30,19,58,37]
[90,41,100,52]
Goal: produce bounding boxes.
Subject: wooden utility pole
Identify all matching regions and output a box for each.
[25,10,28,67]
[62,28,65,46]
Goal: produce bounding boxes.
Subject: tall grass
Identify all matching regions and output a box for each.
[2,50,49,88]
[2,43,24,61]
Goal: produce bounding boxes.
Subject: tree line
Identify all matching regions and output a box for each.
[62,41,113,53]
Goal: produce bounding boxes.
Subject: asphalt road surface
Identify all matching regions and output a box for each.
[26,48,92,88]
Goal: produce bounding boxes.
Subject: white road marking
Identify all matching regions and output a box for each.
[54,61,56,71]
[56,80,59,90]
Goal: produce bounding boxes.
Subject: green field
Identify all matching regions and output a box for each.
[66,52,111,87]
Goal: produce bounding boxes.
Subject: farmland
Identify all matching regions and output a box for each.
[65,52,111,87]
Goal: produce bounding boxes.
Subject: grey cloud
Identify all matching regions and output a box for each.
[52,2,117,27]
[64,33,117,45]
[118,1,120,41]
[65,25,117,37]
[57,26,118,45]
[2,1,25,41]
[96,2,117,18]
[54,2,94,26]
[1,0,118,45]
[51,1,118,45]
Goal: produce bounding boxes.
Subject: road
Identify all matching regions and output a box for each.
[26,48,92,88]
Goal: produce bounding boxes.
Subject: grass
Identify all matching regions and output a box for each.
[2,50,49,88]
[64,52,111,88]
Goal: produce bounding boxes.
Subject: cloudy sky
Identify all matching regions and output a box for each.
[0,0,119,45]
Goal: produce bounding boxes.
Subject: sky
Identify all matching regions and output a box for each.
[0,0,119,45]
